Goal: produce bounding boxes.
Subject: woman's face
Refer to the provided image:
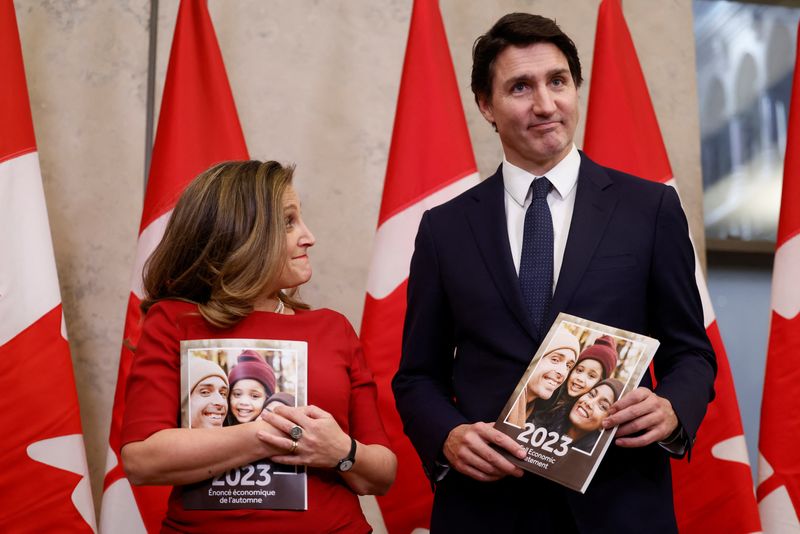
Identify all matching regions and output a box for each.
[190,376,228,428]
[230,378,267,423]
[565,359,604,397]
[568,384,616,433]
[275,186,315,290]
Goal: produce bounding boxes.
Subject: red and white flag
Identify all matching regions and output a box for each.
[757,21,800,533]
[359,0,478,531]
[99,1,248,531]
[583,1,761,533]
[0,1,96,531]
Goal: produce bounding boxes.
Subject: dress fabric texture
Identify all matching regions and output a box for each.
[122,300,389,534]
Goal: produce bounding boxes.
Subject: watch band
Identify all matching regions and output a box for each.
[336,437,357,472]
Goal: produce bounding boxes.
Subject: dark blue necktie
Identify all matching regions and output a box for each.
[519,177,553,334]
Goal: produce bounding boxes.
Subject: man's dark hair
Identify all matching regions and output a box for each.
[471,13,583,105]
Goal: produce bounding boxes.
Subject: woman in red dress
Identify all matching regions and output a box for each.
[121,160,396,533]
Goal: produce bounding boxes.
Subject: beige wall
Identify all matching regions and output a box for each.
[15,0,704,528]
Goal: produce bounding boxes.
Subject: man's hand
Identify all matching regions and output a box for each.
[443,422,526,482]
[602,387,678,448]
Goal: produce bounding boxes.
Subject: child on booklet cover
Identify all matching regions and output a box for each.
[225,349,276,425]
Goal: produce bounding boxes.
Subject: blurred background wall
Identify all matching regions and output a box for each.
[14,0,714,527]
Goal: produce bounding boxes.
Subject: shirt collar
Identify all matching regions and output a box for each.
[502,145,580,207]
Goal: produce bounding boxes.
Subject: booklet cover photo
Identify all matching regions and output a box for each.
[495,313,659,493]
[179,338,308,510]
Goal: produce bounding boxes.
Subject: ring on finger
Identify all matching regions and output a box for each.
[289,439,298,454]
[290,425,303,440]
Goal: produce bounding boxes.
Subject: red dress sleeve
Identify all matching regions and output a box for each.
[121,302,184,445]
[341,317,391,449]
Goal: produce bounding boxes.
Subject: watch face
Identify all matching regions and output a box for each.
[338,459,354,472]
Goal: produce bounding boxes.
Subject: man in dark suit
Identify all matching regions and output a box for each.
[392,13,716,533]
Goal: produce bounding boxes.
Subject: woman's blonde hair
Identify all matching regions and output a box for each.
[141,160,308,328]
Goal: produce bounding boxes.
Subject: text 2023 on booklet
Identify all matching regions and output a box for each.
[179,338,308,510]
[495,313,659,493]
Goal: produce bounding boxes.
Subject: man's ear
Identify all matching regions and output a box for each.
[477,96,498,132]
[477,95,495,126]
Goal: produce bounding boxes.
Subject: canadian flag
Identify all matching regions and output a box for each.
[583,1,761,533]
[359,0,479,531]
[99,1,248,531]
[0,1,96,531]
[757,20,800,534]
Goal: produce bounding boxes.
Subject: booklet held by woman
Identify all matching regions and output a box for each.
[495,313,659,493]
[179,338,308,510]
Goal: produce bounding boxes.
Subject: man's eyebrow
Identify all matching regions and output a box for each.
[505,68,571,85]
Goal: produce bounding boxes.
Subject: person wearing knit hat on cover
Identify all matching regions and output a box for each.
[550,378,625,453]
[505,327,581,427]
[226,349,277,425]
[264,391,297,413]
[185,356,229,429]
[120,160,396,533]
[533,335,619,429]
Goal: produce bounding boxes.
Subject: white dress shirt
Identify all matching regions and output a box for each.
[503,144,580,291]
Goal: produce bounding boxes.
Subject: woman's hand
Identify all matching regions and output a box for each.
[122,416,287,487]
[259,405,351,468]
[258,404,397,495]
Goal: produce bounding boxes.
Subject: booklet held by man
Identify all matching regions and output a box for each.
[179,338,308,510]
[495,313,659,493]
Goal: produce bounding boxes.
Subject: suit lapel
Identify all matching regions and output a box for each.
[549,153,618,324]
[465,167,538,339]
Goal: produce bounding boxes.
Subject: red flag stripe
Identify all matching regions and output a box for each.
[583,0,671,185]
[0,1,35,162]
[775,23,800,249]
[138,2,247,233]
[757,19,800,531]
[583,2,761,533]
[376,0,476,225]
[100,1,248,531]
[361,1,478,532]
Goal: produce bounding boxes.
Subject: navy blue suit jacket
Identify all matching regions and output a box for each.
[393,153,716,533]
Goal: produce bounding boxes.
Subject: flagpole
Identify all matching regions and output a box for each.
[144,0,158,188]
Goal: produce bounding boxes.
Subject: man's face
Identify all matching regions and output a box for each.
[190,376,228,428]
[526,347,577,400]
[478,42,579,175]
